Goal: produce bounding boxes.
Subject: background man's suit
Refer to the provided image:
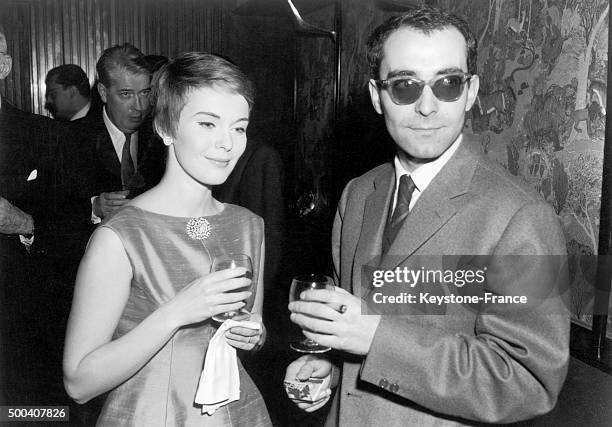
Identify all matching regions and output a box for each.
[328,139,570,426]
[213,138,284,298]
[1,100,93,404]
[75,111,165,198]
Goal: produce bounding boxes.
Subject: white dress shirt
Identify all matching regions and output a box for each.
[391,134,463,213]
[70,101,91,121]
[102,106,139,167]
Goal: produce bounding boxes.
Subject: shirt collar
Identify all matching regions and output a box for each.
[393,133,463,195]
[71,101,91,121]
[102,106,128,146]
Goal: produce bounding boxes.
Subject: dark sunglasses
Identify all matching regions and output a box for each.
[375,72,472,105]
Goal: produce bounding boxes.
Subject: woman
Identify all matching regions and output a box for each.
[63,52,271,426]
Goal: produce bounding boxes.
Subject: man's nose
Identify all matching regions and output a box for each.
[133,96,144,112]
[414,85,439,116]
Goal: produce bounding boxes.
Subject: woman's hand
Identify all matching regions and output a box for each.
[160,267,252,331]
[225,312,266,351]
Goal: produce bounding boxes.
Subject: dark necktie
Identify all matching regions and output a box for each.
[382,174,416,254]
[121,132,135,189]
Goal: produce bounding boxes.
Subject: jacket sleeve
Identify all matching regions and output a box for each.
[358,201,570,423]
[332,178,356,289]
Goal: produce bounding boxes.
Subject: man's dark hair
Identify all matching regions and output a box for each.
[45,64,91,98]
[96,43,150,88]
[366,6,478,79]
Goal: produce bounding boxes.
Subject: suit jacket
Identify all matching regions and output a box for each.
[74,111,165,197]
[1,102,94,406]
[213,139,285,292]
[1,102,93,268]
[328,139,570,426]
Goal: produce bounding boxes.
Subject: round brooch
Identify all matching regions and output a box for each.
[186,217,212,240]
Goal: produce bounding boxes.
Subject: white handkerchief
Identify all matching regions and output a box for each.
[27,169,37,181]
[194,319,261,415]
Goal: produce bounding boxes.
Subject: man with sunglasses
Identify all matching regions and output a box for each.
[286,7,569,426]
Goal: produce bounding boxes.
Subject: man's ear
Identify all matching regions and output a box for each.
[368,79,383,115]
[97,82,108,103]
[465,74,480,112]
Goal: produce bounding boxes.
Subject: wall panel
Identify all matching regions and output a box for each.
[0,0,224,115]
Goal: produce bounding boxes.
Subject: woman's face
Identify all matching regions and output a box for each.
[170,85,249,186]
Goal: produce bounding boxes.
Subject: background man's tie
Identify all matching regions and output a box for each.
[121,132,135,190]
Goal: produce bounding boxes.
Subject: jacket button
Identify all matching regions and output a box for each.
[389,383,399,393]
[378,378,389,389]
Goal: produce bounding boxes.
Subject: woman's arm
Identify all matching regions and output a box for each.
[63,227,251,403]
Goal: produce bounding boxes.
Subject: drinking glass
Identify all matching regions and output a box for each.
[289,274,334,353]
[211,253,253,322]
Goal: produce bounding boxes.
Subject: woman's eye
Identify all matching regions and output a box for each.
[198,122,215,128]
[234,127,246,134]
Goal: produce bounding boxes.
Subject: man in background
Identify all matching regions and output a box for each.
[78,43,165,222]
[45,64,93,121]
[0,26,94,416]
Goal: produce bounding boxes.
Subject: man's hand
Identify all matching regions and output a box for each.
[285,355,333,412]
[289,287,381,356]
[0,196,34,235]
[93,190,130,219]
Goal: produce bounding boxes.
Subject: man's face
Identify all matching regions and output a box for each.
[0,32,12,80]
[368,26,479,170]
[98,70,151,133]
[44,76,75,120]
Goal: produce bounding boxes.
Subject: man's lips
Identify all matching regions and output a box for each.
[410,126,442,131]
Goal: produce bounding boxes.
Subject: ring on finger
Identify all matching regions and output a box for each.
[339,304,348,314]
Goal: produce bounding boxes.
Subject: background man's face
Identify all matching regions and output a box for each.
[45,76,74,120]
[0,32,12,80]
[98,69,151,133]
[369,26,479,169]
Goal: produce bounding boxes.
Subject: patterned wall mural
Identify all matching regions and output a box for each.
[458,0,609,326]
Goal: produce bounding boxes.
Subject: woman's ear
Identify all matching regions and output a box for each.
[155,127,173,146]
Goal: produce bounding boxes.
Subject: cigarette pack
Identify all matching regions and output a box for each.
[284,376,330,402]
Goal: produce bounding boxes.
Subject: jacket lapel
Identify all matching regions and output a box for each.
[351,166,394,299]
[379,142,479,271]
[96,131,121,179]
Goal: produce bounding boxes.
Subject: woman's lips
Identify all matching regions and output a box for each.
[206,157,231,167]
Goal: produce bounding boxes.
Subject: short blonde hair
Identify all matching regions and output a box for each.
[151,52,255,138]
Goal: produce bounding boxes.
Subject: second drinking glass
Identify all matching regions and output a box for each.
[289,274,334,353]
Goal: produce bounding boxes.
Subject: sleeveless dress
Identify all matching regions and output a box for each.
[95,204,272,427]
